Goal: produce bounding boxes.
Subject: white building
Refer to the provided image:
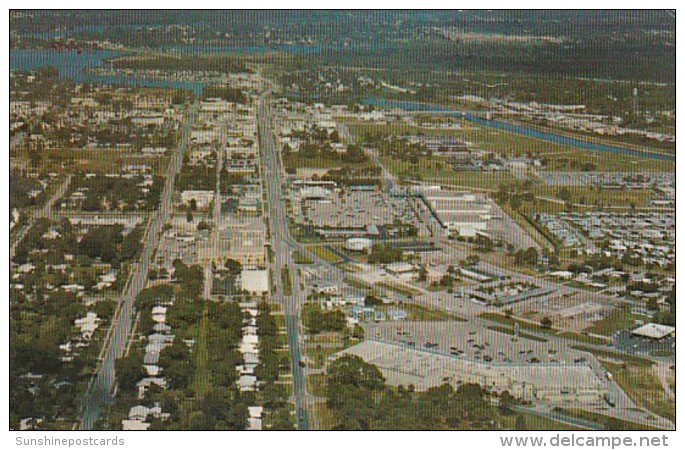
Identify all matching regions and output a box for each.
[345,237,373,252]
[240,269,269,294]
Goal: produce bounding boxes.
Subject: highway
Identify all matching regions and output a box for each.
[79,103,196,430]
[257,95,312,430]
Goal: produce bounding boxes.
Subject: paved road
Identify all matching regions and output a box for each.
[512,405,601,430]
[203,119,226,300]
[257,95,311,430]
[79,104,196,430]
[10,175,72,260]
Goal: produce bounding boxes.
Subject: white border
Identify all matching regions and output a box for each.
[2,4,681,450]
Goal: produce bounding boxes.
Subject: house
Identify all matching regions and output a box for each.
[74,312,101,340]
[121,419,150,431]
[181,190,215,210]
[137,377,167,399]
[237,375,258,392]
[151,306,167,323]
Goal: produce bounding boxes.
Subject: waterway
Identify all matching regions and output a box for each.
[361,98,674,161]
[9,49,676,161]
[10,49,209,94]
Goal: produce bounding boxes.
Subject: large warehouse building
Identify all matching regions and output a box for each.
[332,340,606,405]
[417,189,492,237]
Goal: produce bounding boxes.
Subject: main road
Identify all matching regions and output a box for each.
[79,103,196,430]
[257,96,311,430]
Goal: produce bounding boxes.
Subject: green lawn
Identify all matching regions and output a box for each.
[487,325,548,343]
[293,250,313,264]
[399,303,467,322]
[584,308,641,336]
[603,362,675,423]
[306,245,342,264]
[281,267,293,296]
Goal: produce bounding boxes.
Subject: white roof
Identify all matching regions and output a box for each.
[631,323,675,339]
[121,419,150,431]
[386,262,416,273]
[151,306,167,315]
[247,417,263,430]
[241,269,270,293]
[248,406,263,418]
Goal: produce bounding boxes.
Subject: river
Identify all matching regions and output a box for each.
[361,98,674,162]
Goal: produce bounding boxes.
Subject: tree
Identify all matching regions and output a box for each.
[116,351,145,391]
[557,187,572,202]
[524,247,539,266]
[514,414,527,430]
[464,254,480,267]
[646,297,659,312]
[540,316,553,329]
[224,258,242,275]
[509,195,522,211]
[270,408,295,430]
[499,391,515,414]
[417,266,428,282]
[364,295,383,306]
[603,417,626,431]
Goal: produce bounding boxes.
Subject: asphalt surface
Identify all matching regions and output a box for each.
[79,104,196,430]
[257,96,311,430]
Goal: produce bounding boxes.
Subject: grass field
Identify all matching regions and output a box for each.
[293,250,313,264]
[391,303,466,322]
[348,120,674,175]
[12,147,172,175]
[376,281,423,297]
[479,312,556,336]
[556,407,665,431]
[603,362,675,423]
[306,245,343,264]
[584,308,641,336]
[570,345,653,366]
[281,267,293,296]
[486,325,548,343]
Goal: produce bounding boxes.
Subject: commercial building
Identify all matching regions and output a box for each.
[333,340,605,405]
[240,269,270,295]
[418,189,492,237]
[345,237,373,252]
[630,323,676,341]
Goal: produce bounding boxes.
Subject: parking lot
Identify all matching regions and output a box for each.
[295,189,419,230]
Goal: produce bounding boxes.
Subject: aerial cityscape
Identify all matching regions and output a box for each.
[9,10,675,432]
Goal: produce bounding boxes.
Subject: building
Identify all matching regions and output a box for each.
[630,323,676,341]
[332,340,605,404]
[300,186,332,201]
[385,262,417,280]
[181,190,215,210]
[345,237,373,252]
[419,190,492,237]
[241,269,270,295]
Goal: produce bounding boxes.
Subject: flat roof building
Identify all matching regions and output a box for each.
[630,323,675,340]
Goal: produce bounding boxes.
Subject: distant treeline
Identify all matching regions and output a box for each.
[311,40,674,83]
[201,85,247,103]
